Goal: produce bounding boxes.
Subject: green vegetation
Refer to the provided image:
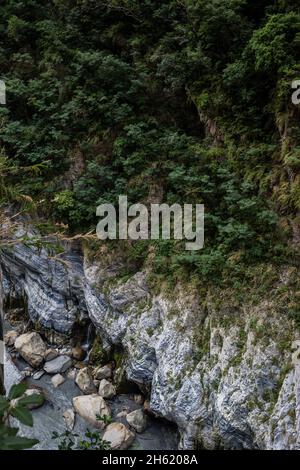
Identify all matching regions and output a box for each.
[52,428,111,450]
[0,1,299,288]
[89,336,107,365]
[0,383,44,450]
[53,414,112,450]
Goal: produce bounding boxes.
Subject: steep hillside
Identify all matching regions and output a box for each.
[0,0,299,287]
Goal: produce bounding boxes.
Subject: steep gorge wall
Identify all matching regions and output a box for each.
[1,236,300,450]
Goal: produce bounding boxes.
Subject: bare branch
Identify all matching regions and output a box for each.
[97,0,143,23]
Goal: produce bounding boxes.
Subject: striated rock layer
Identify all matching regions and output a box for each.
[1,226,88,334]
[1,235,300,450]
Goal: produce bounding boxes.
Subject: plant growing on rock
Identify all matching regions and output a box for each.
[96,413,113,426]
[52,429,111,450]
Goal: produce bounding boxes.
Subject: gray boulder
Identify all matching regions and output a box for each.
[44,355,72,374]
[75,367,97,394]
[98,379,116,399]
[126,409,147,433]
[51,374,65,388]
[93,364,112,380]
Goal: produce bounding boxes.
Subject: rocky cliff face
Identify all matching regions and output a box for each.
[1,227,88,334]
[1,234,300,450]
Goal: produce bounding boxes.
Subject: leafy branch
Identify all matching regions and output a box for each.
[0,383,44,450]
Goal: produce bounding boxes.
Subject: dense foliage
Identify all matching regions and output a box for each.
[0,0,299,284]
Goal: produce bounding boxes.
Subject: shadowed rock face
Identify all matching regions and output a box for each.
[1,235,300,450]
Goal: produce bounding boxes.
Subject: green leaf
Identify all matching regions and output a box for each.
[0,424,19,438]
[0,435,39,450]
[10,406,33,427]
[17,393,45,407]
[0,397,10,416]
[8,383,27,400]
